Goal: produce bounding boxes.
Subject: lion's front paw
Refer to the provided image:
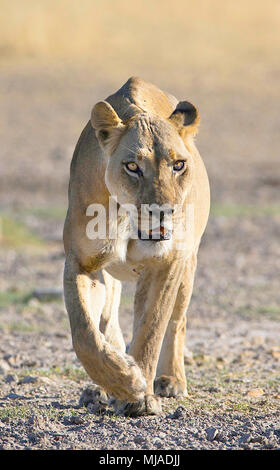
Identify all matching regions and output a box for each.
[112,395,162,417]
[154,375,187,398]
[79,384,109,413]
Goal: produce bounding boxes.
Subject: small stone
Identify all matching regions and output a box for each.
[28,415,45,429]
[202,354,212,362]
[3,354,21,367]
[239,433,252,444]
[18,375,38,385]
[262,442,276,450]
[6,393,23,399]
[247,388,264,398]
[0,360,10,375]
[271,349,280,360]
[170,406,188,419]
[206,427,218,441]
[215,330,224,338]
[4,375,15,383]
[153,439,163,448]
[207,387,220,393]
[70,415,84,425]
[63,415,84,426]
[22,359,37,368]
[184,348,194,364]
[38,376,54,385]
[194,352,211,364]
[251,336,265,346]
[134,435,144,444]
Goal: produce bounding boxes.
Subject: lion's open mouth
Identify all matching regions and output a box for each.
[138,225,172,241]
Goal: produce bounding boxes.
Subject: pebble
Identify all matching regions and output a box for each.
[206,427,218,441]
[3,354,21,367]
[0,360,10,375]
[247,388,264,398]
[239,433,251,444]
[38,376,54,385]
[134,435,145,444]
[4,375,16,383]
[63,415,84,426]
[18,376,38,385]
[184,348,194,364]
[70,416,84,425]
[153,439,163,448]
[251,336,265,346]
[6,393,24,400]
[271,349,280,359]
[207,387,220,393]
[170,406,188,419]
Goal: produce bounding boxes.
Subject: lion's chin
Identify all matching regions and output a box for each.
[128,237,173,261]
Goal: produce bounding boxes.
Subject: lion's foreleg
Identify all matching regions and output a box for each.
[111,260,184,416]
[155,253,197,397]
[112,259,185,416]
[129,259,185,393]
[63,254,146,402]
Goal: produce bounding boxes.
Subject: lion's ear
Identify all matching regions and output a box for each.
[91,101,125,155]
[168,101,200,137]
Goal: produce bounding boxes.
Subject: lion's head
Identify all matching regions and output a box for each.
[91,99,199,257]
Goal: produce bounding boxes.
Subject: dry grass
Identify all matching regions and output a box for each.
[1,0,280,88]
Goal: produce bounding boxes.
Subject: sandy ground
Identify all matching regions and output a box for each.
[0,65,279,450]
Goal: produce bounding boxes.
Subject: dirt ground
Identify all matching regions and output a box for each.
[0,64,279,451]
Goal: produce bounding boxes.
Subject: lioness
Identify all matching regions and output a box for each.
[63,77,210,416]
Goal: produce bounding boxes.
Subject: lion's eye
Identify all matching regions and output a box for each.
[173,161,185,172]
[123,161,143,177]
[126,162,139,172]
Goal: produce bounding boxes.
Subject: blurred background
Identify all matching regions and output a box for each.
[0,0,279,342]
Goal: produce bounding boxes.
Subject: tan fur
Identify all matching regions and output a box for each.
[63,77,210,415]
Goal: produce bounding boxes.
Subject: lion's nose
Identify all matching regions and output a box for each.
[147,207,174,220]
